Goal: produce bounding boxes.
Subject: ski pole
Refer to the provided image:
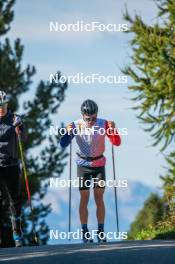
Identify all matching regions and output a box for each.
[68,139,72,241]
[16,128,39,245]
[112,144,119,234]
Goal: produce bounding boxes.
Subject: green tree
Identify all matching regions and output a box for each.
[128,193,164,239]
[123,0,175,238]
[0,0,68,247]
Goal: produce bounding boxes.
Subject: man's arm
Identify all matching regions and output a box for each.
[105,120,121,146]
[60,123,75,148]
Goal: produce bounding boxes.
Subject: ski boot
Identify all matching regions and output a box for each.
[12,216,23,247]
[13,231,23,247]
[82,229,93,244]
[97,230,107,243]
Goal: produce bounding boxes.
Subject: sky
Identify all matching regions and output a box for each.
[6,0,167,243]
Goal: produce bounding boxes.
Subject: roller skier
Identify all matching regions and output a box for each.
[60,99,121,243]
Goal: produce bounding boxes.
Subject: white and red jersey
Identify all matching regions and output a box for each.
[60,118,121,167]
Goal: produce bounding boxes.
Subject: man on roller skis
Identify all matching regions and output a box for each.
[0,91,25,247]
[60,99,121,243]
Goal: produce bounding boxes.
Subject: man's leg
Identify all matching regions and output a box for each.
[78,166,91,226]
[93,167,106,242]
[4,165,23,247]
[78,166,93,242]
[94,188,105,224]
[79,190,90,225]
[0,185,2,247]
[0,171,15,248]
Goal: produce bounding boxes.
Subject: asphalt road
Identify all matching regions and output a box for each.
[0,240,175,264]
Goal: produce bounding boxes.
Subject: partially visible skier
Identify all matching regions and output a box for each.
[60,99,121,243]
[0,91,26,247]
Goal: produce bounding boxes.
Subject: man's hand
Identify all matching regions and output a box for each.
[67,123,73,135]
[13,115,22,127]
[107,121,115,130]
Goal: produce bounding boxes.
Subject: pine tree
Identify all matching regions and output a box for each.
[0,0,68,247]
[123,0,175,237]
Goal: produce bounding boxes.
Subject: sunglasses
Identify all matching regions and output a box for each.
[83,116,97,122]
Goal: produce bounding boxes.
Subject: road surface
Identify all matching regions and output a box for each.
[0,240,175,264]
